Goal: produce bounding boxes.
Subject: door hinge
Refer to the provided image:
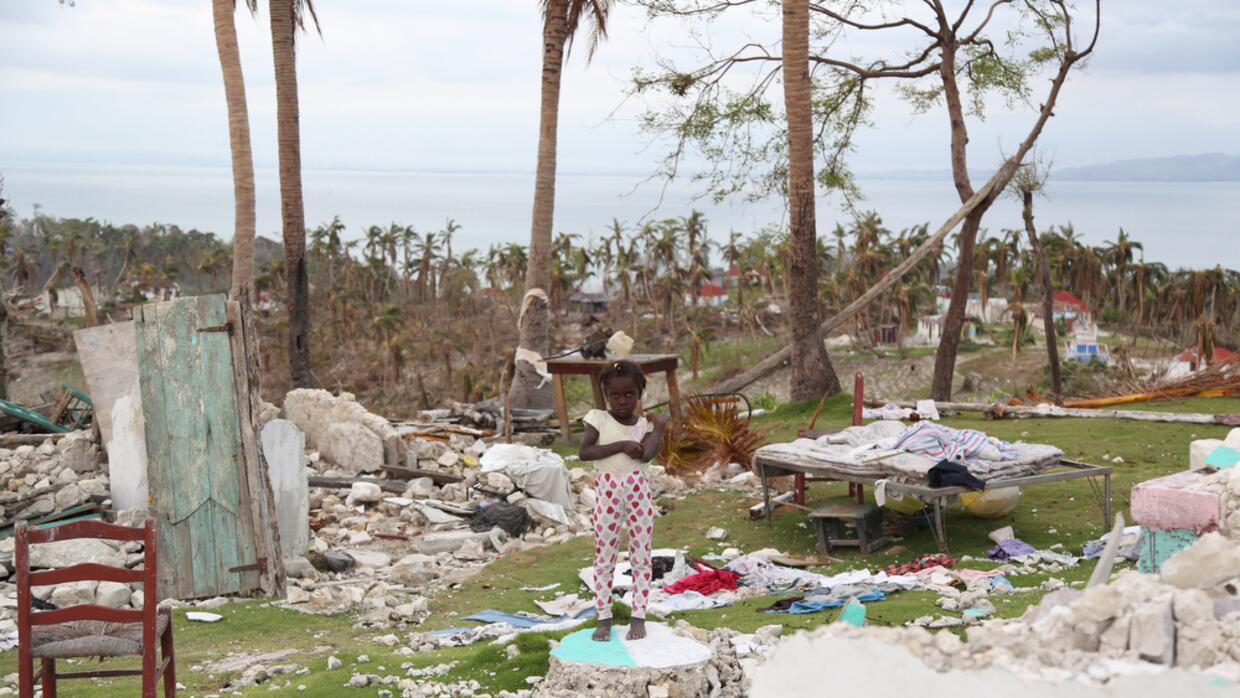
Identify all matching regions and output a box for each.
[197,322,233,335]
[229,557,267,574]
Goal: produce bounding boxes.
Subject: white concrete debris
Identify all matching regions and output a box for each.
[262,419,310,556]
[752,532,1240,694]
[283,389,398,473]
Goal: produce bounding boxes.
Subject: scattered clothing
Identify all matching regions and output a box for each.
[470,501,533,537]
[1083,525,1144,561]
[663,567,741,596]
[727,555,921,592]
[761,588,886,614]
[534,594,594,619]
[927,460,987,491]
[881,554,955,577]
[478,443,576,508]
[463,610,550,629]
[592,470,655,620]
[987,538,1037,561]
[893,421,1017,468]
[644,590,729,616]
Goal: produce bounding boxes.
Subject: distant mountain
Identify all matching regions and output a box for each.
[1054,154,1240,182]
[861,153,1240,183]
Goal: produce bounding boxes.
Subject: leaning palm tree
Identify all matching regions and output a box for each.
[214,0,258,301]
[270,0,320,388]
[509,0,614,410]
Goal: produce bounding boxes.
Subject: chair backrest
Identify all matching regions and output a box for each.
[15,518,158,648]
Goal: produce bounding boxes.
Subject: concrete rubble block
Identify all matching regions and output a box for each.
[30,538,126,569]
[404,477,435,499]
[53,482,86,510]
[282,390,397,468]
[347,481,384,505]
[108,392,150,511]
[346,550,392,569]
[95,581,133,609]
[261,419,310,555]
[324,422,384,473]
[48,580,99,607]
[1174,588,1222,667]
[1190,439,1226,471]
[57,431,99,474]
[413,529,506,556]
[453,538,488,561]
[283,556,317,579]
[390,560,435,587]
[1131,471,1224,533]
[1128,599,1176,664]
[1161,532,1240,589]
[1098,615,1131,657]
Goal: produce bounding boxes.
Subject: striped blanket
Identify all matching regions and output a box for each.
[890,421,1017,467]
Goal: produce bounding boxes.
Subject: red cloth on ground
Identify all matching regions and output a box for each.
[663,568,741,596]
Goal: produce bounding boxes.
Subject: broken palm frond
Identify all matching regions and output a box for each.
[659,396,768,475]
[657,418,706,475]
[1065,355,1240,409]
[685,397,767,472]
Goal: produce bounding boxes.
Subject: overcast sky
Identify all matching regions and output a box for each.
[2,0,1237,176]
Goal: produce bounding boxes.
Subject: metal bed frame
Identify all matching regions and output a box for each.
[754,373,1112,553]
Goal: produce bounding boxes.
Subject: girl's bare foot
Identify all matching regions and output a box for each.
[592,620,612,642]
[626,618,646,640]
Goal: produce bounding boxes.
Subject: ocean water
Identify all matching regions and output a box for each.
[1,160,1236,270]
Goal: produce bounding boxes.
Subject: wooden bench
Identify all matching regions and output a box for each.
[809,503,890,554]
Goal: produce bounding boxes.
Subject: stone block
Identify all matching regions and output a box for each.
[1131,471,1222,533]
[324,422,384,473]
[262,419,309,555]
[1128,599,1175,664]
[1190,438,1226,471]
[1162,531,1240,589]
[96,581,133,609]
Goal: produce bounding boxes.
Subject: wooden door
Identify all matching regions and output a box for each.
[135,295,262,599]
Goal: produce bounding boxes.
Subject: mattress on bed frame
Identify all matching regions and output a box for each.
[755,421,1063,483]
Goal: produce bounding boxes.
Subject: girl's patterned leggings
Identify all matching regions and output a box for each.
[591,471,654,620]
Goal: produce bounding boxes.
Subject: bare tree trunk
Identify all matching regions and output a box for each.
[1025,191,1061,399]
[214,0,257,303]
[782,0,840,401]
[930,28,997,401]
[508,1,567,410]
[271,0,312,388]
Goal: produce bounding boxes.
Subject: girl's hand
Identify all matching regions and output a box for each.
[621,441,645,460]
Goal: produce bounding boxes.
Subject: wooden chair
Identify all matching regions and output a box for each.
[15,518,176,698]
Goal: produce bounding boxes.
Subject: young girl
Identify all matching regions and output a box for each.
[579,360,667,641]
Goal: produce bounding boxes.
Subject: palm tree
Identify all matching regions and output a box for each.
[214,0,258,301]
[1105,228,1142,316]
[413,232,442,301]
[510,0,615,410]
[270,0,320,388]
[782,0,841,399]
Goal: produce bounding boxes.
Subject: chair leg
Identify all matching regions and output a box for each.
[18,657,33,698]
[40,659,56,698]
[162,619,177,697]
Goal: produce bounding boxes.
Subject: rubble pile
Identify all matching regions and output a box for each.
[0,431,105,524]
[757,532,1240,687]
[535,622,750,698]
[278,390,687,622]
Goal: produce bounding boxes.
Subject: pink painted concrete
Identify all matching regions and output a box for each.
[1131,471,1221,533]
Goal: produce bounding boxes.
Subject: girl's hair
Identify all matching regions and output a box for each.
[599,360,646,393]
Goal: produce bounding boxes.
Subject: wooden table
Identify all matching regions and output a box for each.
[545,354,682,444]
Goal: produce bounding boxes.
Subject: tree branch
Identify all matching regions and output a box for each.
[809,4,937,37]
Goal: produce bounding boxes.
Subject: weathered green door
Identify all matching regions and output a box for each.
[135,295,261,599]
